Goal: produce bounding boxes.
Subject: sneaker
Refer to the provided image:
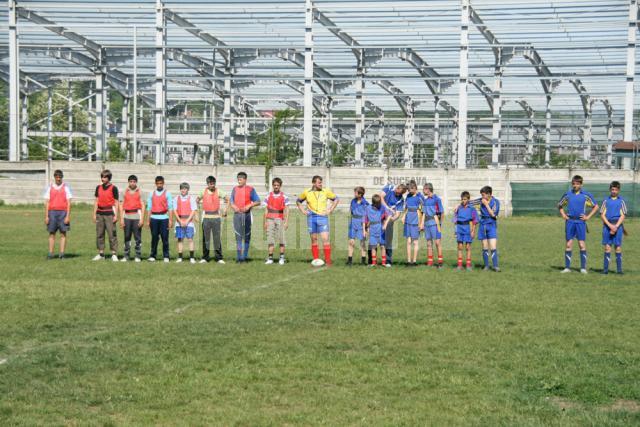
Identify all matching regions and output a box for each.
[482,266,491,271]
[384,263,391,268]
[120,257,128,262]
[493,267,501,272]
[190,258,196,264]
[466,267,473,272]
[111,254,119,262]
[560,268,571,273]
[176,258,183,263]
[361,259,368,265]
[346,260,353,266]
[199,259,208,264]
[617,271,624,275]
[436,264,443,270]
[163,258,170,263]
[217,259,226,265]
[265,259,274,265]
[456,266,464,271]
[278,258,285,265]
[58,254,65,260]
[368,263,376,268]
[47,254,54,260]
[601,271,609,275]
[92,254,104,261]
[580,268,588,274]
[135,257,141,263]
[148,257,156,262]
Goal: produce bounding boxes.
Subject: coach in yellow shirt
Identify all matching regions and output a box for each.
[296,175,340,265]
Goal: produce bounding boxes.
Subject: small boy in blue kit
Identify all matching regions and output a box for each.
[402,181,424,266]
[347,186,369,266]
[600,181,627,275]
[557,175,599,274]
[173,182,198,264]
[470,186,501,272]
[422,183,444,268]
[365,194,393,267]
[454,191,478,271]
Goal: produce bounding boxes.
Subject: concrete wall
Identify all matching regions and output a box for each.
[1,161,638,216]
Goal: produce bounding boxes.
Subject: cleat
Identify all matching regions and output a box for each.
[601,271,609,275]
[147,257,156,262]
[560,268,571,273]
[346,260,352,266]
[111,255,119,262]
[617,271,624,275]
[199,259,208,264]
[58,254,65,260]
[580,269,588,274]
[92,254,104,261]
[176,258,183,263]
[436,264,443,270]
[47,254,54,260]
[163,258,170,263]
[493,267,501,272]
[384,263,391,268]
[120,257,128,262]
[134,257,141,263]
[482,266,491,271]
[217,259,226,264]
[265,259,274,265]
[190,258,196,264]
[278,258,285,265]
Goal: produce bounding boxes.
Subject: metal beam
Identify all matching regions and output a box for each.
[624,0,637,142]
[457,0,470,169]
[8,0,19,161]
[303,0,314,167]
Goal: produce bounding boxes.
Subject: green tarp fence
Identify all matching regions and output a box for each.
[511,182,639,216]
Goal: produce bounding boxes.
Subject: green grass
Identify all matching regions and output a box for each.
[1,206,639,425]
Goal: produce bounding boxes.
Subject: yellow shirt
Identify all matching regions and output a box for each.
[297,188,338,215]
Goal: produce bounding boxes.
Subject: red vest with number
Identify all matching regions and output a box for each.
[48,184,69,211]
[233,185,254,209]
[97,184,116,212]
[266,192,286,219]
[122,188,142,212]
[151,190,169,214]
[176,196,193,218]
[202,189,221,213]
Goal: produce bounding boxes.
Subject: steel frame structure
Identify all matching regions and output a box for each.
[1,0,639,168]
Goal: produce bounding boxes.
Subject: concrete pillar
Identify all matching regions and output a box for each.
[121,97,130,159]
[583,107,592,161]
[8,0,20,161]
[377,115,385,167]
[47,88,53,161]
[303,0,314,166]
[606,114,614,166]
[433,98,440,166]
[95,72,106,161]
[624,0,637,142]
[67,82,73,160]
[491,61,503,167]
[545,96,552,166]
[21,94,28,159]
[183,102,188,132]
[525,111,535,162]
[223,56,233,164]
[355,53,365,167]
[403,108,415,169]
[457,0,470,169]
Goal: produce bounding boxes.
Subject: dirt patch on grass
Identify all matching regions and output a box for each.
[602,399,640,413]
[546,396,581,411]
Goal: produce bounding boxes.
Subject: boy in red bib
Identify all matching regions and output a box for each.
[198,176,228,264]
[146,176,173,262]
[44,169,72,259]
[262,177,290,265]
[173,182,198,263]
[92,169,119,261]
[119,174,145,262]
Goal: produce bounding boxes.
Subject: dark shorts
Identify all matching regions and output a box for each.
[47,210,69,233]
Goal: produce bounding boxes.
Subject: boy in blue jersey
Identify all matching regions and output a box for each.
[347,186,368,266]
[454,191,478,271]
[422,183,444,268]
[470,186,501,272]
[402,181,424,266]
[600,181,627,274]
[557,175,599,274]
[365,194,393,267]
[379,182,406,266]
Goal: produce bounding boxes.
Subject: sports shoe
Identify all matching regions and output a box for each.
[120,257,128,262]
[278,258,285,265]
[47,254,54,260]
[92,254,104,261]
[190,258,196,264]
[176,258,183,263]
[482,266,491,271]
[368,263,376,268]
[111,254,119,262]
[199,259,208,264]
[265,259,274,265]
[617,271,624,275]
[493,267,501,272]
[163,258,170,263]
[580,269,588,274]
[436,264,443,270]
[466,267,473,272]
[601,271,609,275]
[134,257,141,263]
[217,259,226,264]
[346,260,353,266]
[58,254,65,260]
[384,263,391,268]
[456,266,464,271]
[560,268,571,273]
[148,257,156,262]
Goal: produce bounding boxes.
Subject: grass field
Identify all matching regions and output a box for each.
[1,205,639,425]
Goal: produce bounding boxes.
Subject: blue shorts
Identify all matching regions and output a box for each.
[175,225,195,239]
[602,225,623,247]
[565,220,587,241]
[47,210,69,233]
[404,223,420,239]
[369,233,385,247]
[478,222,497,240]
[424,223,441,240]
[456,224,473,244]
[308,213,329,234]
[348,220,364,240]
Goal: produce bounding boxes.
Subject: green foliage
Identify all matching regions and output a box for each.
[250,109,301,168]
[107,138,127,162]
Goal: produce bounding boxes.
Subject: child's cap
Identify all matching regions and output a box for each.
[180,182,190,190]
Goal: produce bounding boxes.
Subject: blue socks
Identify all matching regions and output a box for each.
[603,253,610,273]
[492,250,499,269]
[565,250,572,269]
[616,252,622,273]
[580,250,587,270]
[482,250,489,268]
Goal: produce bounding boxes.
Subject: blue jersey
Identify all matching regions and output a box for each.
[349,198,369,219]
[404,193,423,225]
[557,189,597,220]
[382,184,405,212]
[470,197,500,224]
[365,205,391,237]
[600,196,627,222]
[455,204,478,225]
[422,194,444,226]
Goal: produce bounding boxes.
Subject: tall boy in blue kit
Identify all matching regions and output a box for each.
[600,181,627,275]
[379,183,406,266]
[470,186,501,271]
[347,186,369,266]
[365,194,393,267]
[557,175,599,274]
[422,183,444,268]
[402,181,424,266]
[454,191,478,271]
